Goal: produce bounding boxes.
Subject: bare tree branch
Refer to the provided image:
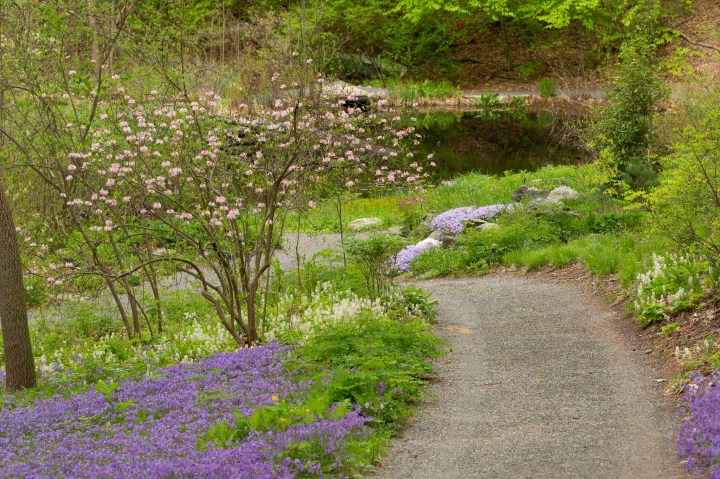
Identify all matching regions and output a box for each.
[678,31,720,53]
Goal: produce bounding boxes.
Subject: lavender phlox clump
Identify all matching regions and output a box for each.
[430,204,513,235]
[392,238,441,273]
[677,371,720,477]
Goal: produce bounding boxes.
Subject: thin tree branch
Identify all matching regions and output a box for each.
[678,31,720,53]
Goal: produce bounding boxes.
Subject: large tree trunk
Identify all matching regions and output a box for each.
[0,183,37,391]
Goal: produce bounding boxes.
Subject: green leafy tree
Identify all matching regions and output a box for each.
[316,0,456,74]
[589,3,667,192]
[396,0,606,28]
[648,98,720,255]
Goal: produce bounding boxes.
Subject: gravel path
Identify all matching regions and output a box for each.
[374,276,686,479]
[29,233,350,324]
[274,232,347,271]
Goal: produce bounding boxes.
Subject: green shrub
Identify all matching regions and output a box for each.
[293,315,447,431]
[343,235,406,299]
[503,231,672,285]
[586,211,643,233]
[660,322,681,336]
[410,248,475,279]
[386,286,438,320]
[648,91,720,256]
[505,243,577,270]
[589,22,666,192]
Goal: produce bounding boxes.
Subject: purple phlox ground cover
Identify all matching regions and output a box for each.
[392,204,514,272]
[677,371,720,478]
[393,240,441,273]
[0,342,369,478]
[430,204,513,235]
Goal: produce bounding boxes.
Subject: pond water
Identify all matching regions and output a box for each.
[414,109,586,177]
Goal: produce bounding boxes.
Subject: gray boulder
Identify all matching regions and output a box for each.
[512,186,549,202]
[428,229,456,247]
[417,237,442,249]
[349,217,382,230]
[526,186,579,209]
[526,197,559,209]
[428,229,444,241]
[441,235,456,248]
[547,186,578,202]
[475,222,499,232]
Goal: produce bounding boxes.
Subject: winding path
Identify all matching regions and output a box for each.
[28,231,688,478]
[374,276,686,479]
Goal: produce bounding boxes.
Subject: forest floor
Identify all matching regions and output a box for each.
[434,0,720,93]
[373,276,686,478]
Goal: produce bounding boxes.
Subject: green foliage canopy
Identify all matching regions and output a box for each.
[395,0,644,30]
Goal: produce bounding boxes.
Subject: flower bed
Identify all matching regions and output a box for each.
[0,343,369,479]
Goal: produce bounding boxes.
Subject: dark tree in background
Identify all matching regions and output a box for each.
[0,182,36,391]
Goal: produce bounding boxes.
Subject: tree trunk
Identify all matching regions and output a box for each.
[87,0,100,77]
[0,183,37,391]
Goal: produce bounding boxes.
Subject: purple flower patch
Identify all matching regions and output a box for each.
[677,371,720,478]
[0,343,370,479]
[430,204,513,235]
[393,239,441,273]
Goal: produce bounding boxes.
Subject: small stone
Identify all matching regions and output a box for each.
[349,217,382,230]
[151,247,168,256]
[547,186,578,202]
[441,235,456,248]
[474,222,499,232]
[526,197,559,209]
[417,237,442,249]
[428,229,444,241]
[512,185,549,202]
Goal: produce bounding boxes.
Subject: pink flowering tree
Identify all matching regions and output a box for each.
[15,55,428,345]
[309,98,430,265]
[0,0,430,346]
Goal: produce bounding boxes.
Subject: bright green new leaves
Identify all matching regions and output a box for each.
[648,104,720,255]
[397,0,609,29]
[529,0,603,29]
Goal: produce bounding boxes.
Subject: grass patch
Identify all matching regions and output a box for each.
[288,164,601,234]
[504,232,672,285]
